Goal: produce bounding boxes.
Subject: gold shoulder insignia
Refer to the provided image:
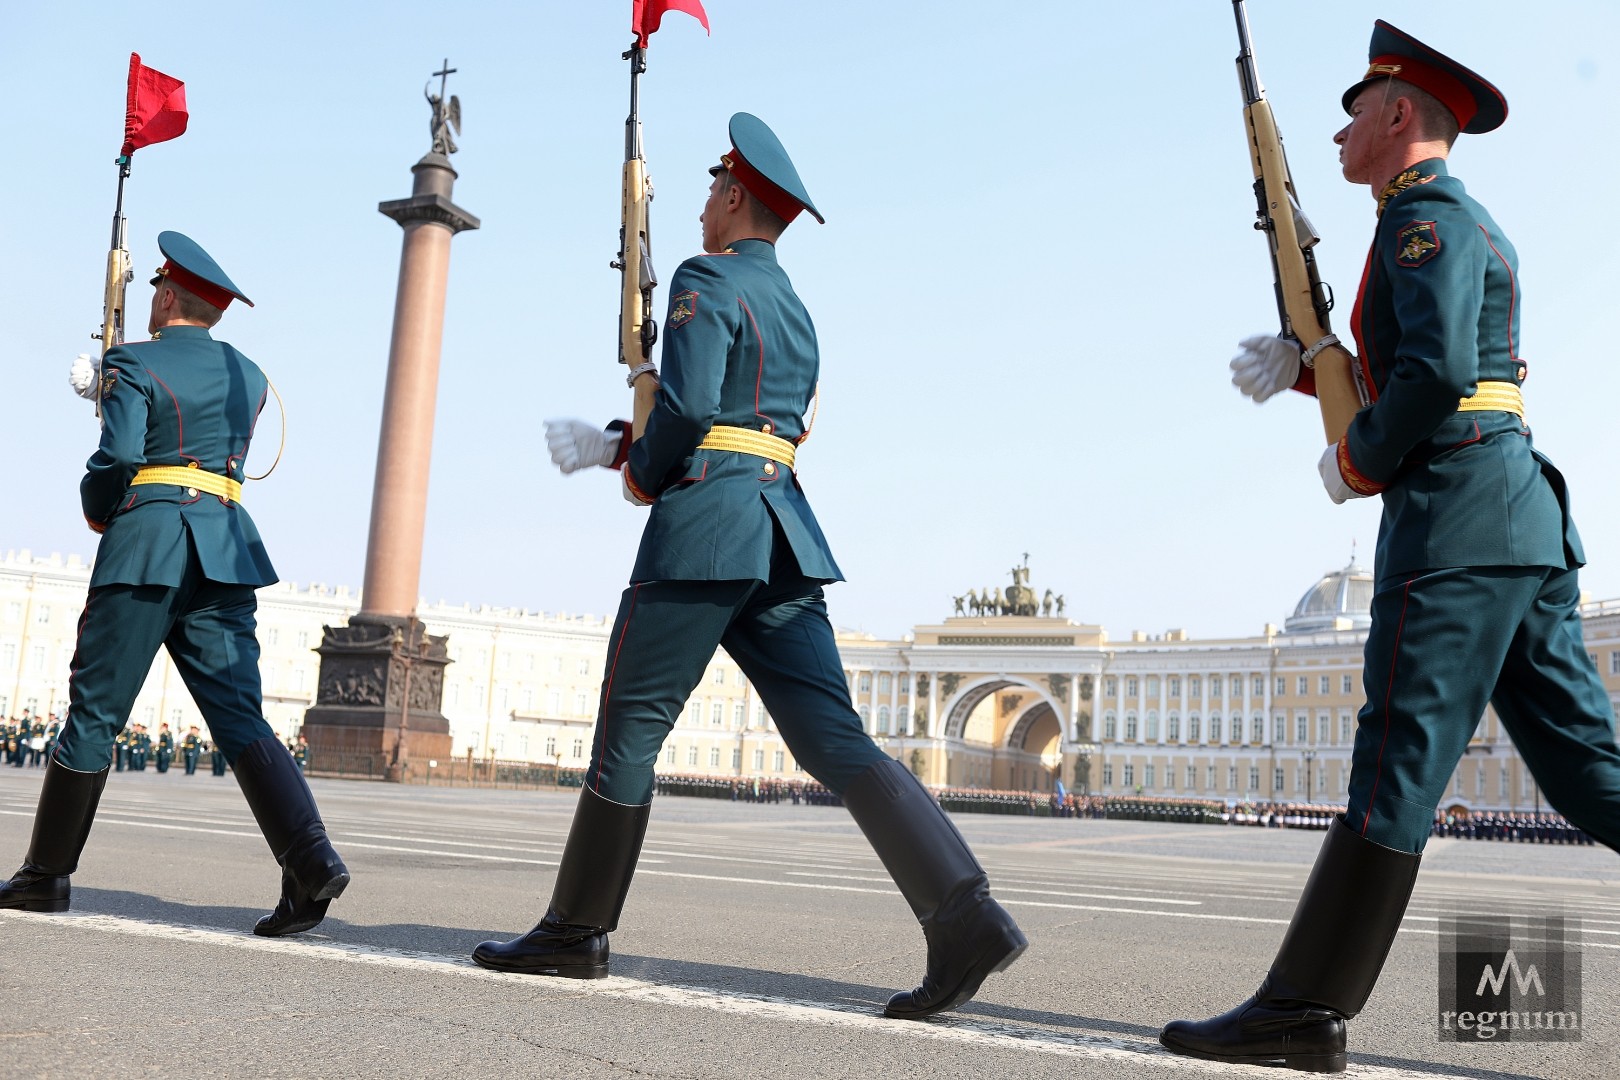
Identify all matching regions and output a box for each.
[1377,169,1435,216]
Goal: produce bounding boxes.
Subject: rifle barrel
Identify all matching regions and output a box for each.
[1232,0,1263,105]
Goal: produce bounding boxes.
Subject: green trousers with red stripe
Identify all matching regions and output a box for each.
[586,548,887,806]
[1346,563,1620,853]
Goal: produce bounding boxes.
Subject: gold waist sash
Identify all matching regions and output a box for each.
[1457,381,1525,421]
[131,465,243,504]
[696,426,797,469]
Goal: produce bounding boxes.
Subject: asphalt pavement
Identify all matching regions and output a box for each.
[1,767,1616,1079]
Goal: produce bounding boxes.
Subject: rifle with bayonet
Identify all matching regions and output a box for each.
[1232,0,1367,443]
[614,43,660,443]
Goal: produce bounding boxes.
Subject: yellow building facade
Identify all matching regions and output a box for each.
[5,549,1620,813]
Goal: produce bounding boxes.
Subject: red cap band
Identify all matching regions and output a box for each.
[723,148,803,225]
[159,260,234,310]
[1369,53,1477,130]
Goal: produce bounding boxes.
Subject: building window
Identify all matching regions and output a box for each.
[732,747,742,769]
[1340,714,1354,743]
[1188,676,1201,697]
[665,746,676,764]
[1146,676,1160,696]
[710,746,721,767]
[1252,676,1265,697]
[712,703,724,726]
[1611,651,1620,675]
[545,736,556,757]
[687,745,699,765]
[1230,716,1244,744]
[1126,677,1138,697]
[1167,714,1180,742]
[1123,764,1135,788]
[1248,767,1260,791]
[1274,715,1286,743]
[1209,676,1221,697]
[518,736,529,756]
[266,628,279,646]
[1207,765,1217,789]
[1341,674,1354,694]
[548,691,562,714]
[899,673,910,693]
[1276,676,1286,696]
[713,668,726,685]
[1185,765,1197,789]
[858,705,870,729]
[1275,767,1286,791]
[734,704,746,729]
[570,739,584,759]
[575,693,588,715]
[898,707,912,735]
[1296,714,1309,742]
[1143,764,1155,788]
[1125,714,1138,741]
[1317,714,1331,743]
[1227,765,1238,790]
[1105,676,1118,698]
[1297,676,1309,695]
[877,706,891,735]
[1169,676,1181,697]
[1145,712,1159,741]
[1188,715,1201,742]
[753,749,765,770]
[859,672,872,693]
[773,750,785,771]
[1316,675,1328,695]
[879,673,892,693]
[1104,713,1117,740]
[1209,715,1223,742]
[1102,763,1114,787]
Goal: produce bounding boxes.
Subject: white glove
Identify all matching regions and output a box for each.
[1230,334,1301,403]
[543,418,620,475]
[69,354,99,401]
[1318,442,1364,505]
[621,466,652,506]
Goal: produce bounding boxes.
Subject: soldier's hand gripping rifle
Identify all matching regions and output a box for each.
[1232,1,1368,444]
[614,43,660,443]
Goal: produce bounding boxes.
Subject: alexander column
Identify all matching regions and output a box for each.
[302,62,480,781]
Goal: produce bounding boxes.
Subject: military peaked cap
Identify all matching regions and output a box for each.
[709,112,824,225]
[1343,20,1506,134]
[150,230,253,309]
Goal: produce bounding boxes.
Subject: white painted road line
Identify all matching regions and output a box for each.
[0,910,1468,1080]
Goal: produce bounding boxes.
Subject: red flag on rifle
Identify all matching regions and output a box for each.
[122,53,188,157]
[633,0,710,47]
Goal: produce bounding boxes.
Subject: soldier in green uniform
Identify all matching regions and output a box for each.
[112,727,128,772]
[0,233,350,936]
[209,740,227,776]
[154,723,174,773]
[1163,23,1620,1072]
[181,726,202,775]
[474,114,1026,1020]
[130,724,149,771]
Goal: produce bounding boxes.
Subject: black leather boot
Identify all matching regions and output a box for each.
[842,758,1027,1020]
[0,758,110,912]
[233,736,350,937]
[472,786,651,978]
[1159,815,1421,1073]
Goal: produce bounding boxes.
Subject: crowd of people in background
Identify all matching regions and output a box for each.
[3,712,60,767]
[2,712,310,779]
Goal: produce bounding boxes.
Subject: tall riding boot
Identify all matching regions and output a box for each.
[472,786,651,978]
[233,736,350,937]
[1159,815,1421,1073]
[0,758,110,912]
[842,758,1027,1020]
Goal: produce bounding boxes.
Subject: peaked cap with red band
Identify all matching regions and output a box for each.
[149,230,253,310]
[1342,20,1507,135]
[708,112,824,225]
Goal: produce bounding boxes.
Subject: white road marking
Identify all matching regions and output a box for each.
[0,910,1466,1079]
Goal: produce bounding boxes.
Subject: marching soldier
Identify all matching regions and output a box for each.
[0,233,350,936]
[474,114,1026,1019]
[181,726,202,776]
[1163,23,1620,1072]
[209,740,227,777]
[130,724,149,771]
[113,727,129,772]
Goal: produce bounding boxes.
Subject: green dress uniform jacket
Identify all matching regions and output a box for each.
[1338,159,1580,583]
[85,325,277,587]
[626,239,842,585]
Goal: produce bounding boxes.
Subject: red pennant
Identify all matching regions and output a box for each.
[633,0,710,48]
[122,53,188,157]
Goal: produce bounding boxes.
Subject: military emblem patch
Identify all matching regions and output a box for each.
[669,290,698,330]
[98,368,119,399]
[1396,220,1440,267]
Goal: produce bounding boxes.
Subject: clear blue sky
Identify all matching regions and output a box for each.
[5,1,1618,641]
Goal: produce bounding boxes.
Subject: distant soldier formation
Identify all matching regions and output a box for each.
[3,721,309,780]
[3,713,60,768]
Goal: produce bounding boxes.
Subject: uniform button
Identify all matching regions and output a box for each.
[187,488,199,497]
[763,462,776,476]
[761,423,773,434]
[1517,366,1526,381]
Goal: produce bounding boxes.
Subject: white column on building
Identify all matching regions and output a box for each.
[925,670,937,738]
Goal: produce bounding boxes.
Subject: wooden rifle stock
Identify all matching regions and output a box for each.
[1234,1,1366,445]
